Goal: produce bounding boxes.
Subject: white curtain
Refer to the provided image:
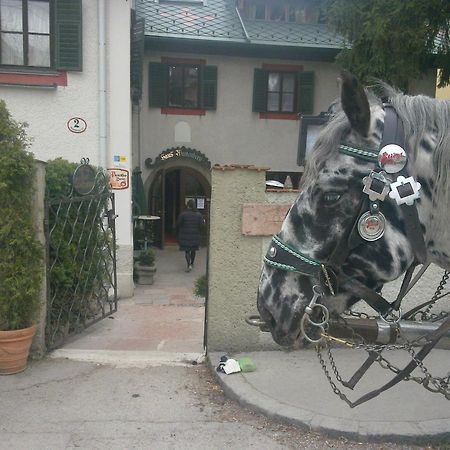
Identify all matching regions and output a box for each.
[1,0,50,67]
[1,0,23,65]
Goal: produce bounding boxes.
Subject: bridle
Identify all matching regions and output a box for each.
[264,104,428,341]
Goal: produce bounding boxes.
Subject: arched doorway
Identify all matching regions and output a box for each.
[147,148,211,248]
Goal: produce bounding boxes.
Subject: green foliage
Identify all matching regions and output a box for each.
[45,158,113,346]
[324,0,450,90]
[194,274,207,298]
[138,248,156,266]
[0,100,43,331]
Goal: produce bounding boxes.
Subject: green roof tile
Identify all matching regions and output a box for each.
[137,0,344,49]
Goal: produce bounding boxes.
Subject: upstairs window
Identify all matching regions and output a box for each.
[149,62,218,111]
[239,0,320,24]
[1,0,50,67]
[267,72,295,112]
[253,68,315,116]
[0,0,83,71]
[168,65,200,109]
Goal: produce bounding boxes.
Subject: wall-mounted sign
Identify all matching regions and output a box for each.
[151,147,211,169]
[73,159,96,195]
[112,154,127,168]
[108,168,129,190]
[67,117,87,133]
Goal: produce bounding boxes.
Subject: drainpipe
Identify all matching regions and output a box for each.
[98,0,107,168]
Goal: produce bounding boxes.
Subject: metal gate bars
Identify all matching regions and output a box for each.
[45,191,118,350]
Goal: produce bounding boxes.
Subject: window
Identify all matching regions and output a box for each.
[240,1,320,24]
[149,62,218,112]
[253,68,315,117]
[1,0,50,67]
[168,65,200,108]
[267,72,295,112]
[0,0,82,71]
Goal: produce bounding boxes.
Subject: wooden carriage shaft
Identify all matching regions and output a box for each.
[327,318,450,345]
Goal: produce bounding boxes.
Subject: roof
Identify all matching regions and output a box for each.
[136,0,344,49]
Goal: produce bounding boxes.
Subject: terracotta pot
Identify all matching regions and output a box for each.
[0,325,37,375]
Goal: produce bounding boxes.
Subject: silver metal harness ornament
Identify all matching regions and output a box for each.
[300,285,329,343]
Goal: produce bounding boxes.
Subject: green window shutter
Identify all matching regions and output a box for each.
[252,69,268,112]
[200,65,217,110]
[148,62,168,108]
[55,0,83,71]
[297,71,315,115]
[130,16,145,104]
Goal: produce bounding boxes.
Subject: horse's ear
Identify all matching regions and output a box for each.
[340,71,371,137]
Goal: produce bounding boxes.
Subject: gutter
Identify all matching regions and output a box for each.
[98,0,107,168]
[235,6,251,42]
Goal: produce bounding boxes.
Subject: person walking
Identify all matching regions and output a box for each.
[176,199,204,272]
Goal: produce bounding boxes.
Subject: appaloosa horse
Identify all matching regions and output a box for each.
[258,72,450,348]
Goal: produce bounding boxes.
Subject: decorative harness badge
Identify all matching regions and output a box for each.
[378,144,407,173]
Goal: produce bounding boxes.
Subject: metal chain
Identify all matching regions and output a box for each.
[314,269,450,405]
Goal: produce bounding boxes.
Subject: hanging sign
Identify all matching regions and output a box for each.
[67,117,87,133]
[73,158,96,195]
[108,168,129,190]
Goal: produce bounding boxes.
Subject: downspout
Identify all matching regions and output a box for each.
[98,0,107,168]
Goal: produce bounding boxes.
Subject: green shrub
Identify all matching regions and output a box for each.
[194,274,207,298]
[0,100,43,331]
[138,248,156,266]
[45,158,112,344]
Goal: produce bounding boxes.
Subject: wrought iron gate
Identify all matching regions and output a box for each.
[45,180,117,350]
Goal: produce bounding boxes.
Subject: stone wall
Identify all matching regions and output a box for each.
[31,160,47,357]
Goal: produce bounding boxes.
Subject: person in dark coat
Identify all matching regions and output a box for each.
[176,199,204,272]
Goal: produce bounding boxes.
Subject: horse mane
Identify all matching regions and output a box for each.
[302,85,450,234]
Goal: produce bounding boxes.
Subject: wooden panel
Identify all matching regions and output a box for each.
[242,203,291,236]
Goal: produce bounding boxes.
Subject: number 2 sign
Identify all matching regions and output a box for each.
[67,117,87,133]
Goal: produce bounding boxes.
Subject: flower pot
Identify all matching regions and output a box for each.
[135,263,156,285]
[0,325,37,375]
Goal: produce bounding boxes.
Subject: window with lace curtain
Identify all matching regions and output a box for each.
[0,0,51,67]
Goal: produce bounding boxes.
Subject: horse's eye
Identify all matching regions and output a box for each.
[323,192,342,204]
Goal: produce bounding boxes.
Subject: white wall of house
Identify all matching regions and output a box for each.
[0,0,134,298]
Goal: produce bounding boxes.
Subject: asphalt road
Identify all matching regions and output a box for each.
[0,358,443,450]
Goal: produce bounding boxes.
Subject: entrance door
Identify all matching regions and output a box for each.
[149,167,210,248]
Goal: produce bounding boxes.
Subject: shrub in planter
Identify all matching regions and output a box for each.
[134,248,156,285]
[0,100,43,374]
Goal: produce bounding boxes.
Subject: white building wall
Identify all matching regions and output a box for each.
[0,0,133,298]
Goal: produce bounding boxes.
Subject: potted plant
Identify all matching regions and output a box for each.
[0,101,43,374]
[134,248,156,285]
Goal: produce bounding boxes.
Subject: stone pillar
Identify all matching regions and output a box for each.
[31,160,47,357]
[207,167,267,353]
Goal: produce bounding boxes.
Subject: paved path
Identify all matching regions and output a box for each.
[210,348,450,444]
[51,246,206,366]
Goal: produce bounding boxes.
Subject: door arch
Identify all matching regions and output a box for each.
[148,163,211,248]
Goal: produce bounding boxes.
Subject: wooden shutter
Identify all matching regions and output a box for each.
[200,65,217,110]
[55,0,83,71]
[148,62,168,108]
[297,71,315,115]
[130,15,145,104]
[252,69,268,112]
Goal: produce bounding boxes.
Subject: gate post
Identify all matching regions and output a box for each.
[31,160,47,357]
